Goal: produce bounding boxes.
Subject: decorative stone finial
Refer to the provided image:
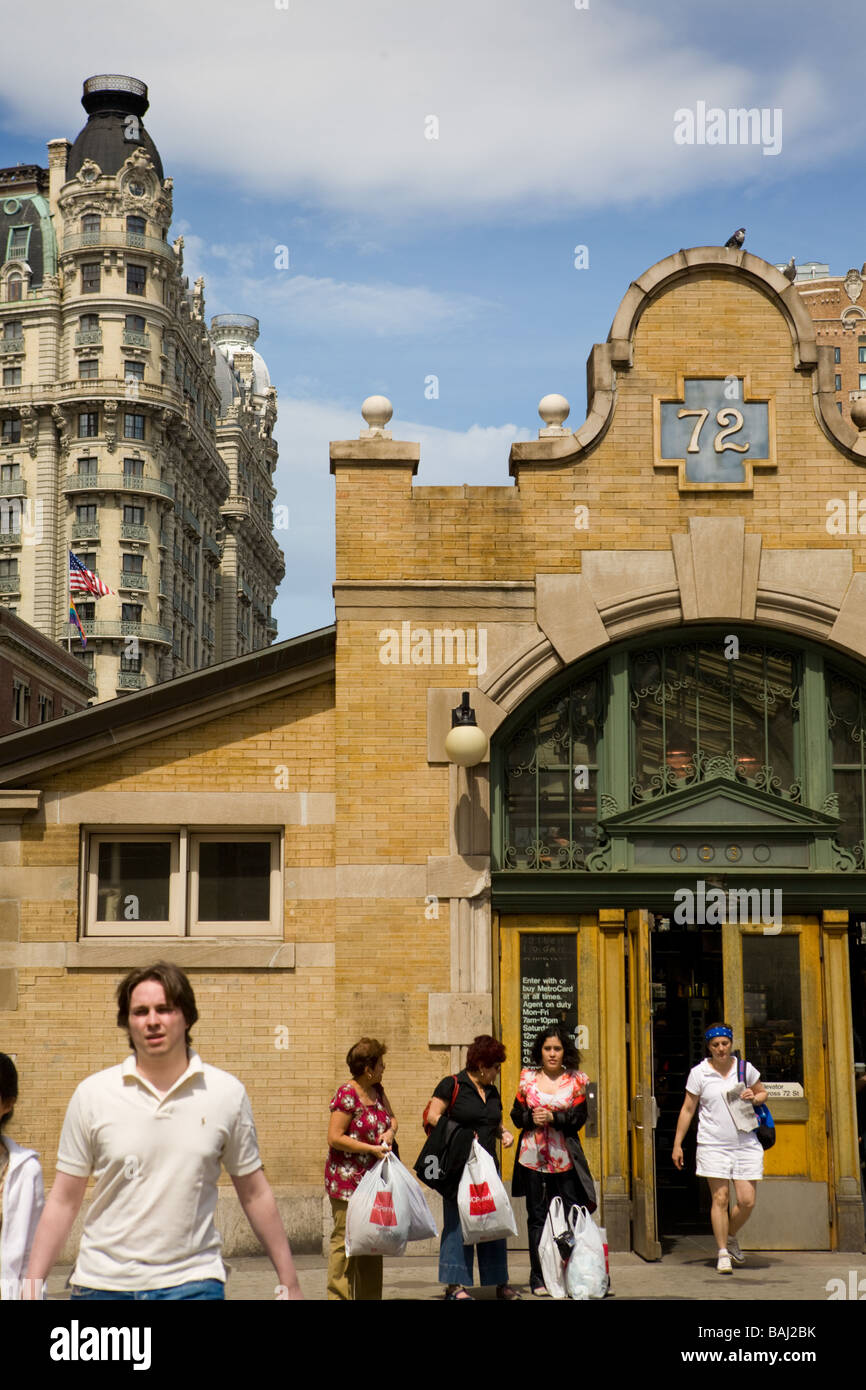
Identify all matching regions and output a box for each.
[538,393,571,436]
[850,396,866,431]
[360,395,393,438]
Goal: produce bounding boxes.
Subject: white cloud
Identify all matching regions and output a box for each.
[2,0,838,220]
[175,234,494,336]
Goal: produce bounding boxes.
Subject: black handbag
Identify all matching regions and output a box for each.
[414,1077,461,1194]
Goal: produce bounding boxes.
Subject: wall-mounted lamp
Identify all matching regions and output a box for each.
[444,690,488,767]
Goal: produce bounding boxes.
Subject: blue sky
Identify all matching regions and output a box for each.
[1,0,860,637]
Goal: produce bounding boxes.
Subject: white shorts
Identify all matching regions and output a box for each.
[696,1137,764,1180]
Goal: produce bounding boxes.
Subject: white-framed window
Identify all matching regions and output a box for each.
[85,833,181,936]
[83,830,282,938]
[12,676,30,724]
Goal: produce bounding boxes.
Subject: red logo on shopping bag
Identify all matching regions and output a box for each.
[370,1191,398,1226]
[469,1182,496,1216]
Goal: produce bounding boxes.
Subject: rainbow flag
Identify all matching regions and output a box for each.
[69,601,87,648]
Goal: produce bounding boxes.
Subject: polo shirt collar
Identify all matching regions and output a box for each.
[122,1050,204,1100]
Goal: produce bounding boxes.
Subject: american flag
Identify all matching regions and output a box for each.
[69,551,116,597]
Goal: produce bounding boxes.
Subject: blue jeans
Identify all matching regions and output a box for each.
[438,1196,509,1287]
[70,1279,225,1301]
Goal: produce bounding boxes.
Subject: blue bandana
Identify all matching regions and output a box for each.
[705,1025,733,1042]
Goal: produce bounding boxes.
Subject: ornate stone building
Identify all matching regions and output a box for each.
[0,75,284,703]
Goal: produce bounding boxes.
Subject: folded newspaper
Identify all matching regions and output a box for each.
[725,1082,759,1132]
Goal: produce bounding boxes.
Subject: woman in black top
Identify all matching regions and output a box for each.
[423,1034,520,1300]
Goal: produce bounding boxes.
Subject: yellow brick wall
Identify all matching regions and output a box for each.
[3,681,340,1192]
[7,267,865,1216]
[334,277,866,579]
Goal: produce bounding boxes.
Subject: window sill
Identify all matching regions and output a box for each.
[62,940,295,969]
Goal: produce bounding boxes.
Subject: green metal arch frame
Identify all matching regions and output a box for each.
[490,622,866,910]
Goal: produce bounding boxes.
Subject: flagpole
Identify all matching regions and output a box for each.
[67,549,71,654]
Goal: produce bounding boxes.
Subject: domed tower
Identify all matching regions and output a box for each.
[209,315,283,653]
[0,76,284,696]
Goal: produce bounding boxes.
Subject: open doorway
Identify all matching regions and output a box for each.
[649,912,724,1237]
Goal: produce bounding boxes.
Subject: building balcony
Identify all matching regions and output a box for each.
[121,331,150,350]
[119,572,148,590]
[78,620,172,645]
[74,330,103,347]
[62,230,175,262]
[203,533,220,562]
[181,599,196,623]
[0,530,22,548]
[237,579,252,603]
[117,671,146,689]
[159,529,168,549]
[62,472,174,499]
[202,622,215,644]
[71,522,99,540]
[266,617,278,636]
[57,377,177,405]
[0,575,20,594]
[0,339,24,356]
[222,494,251,521]
[120,523,149,541]
[182,504,202,538]
[0,477,25,496]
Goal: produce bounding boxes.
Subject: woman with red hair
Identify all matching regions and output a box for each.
[423,1034,520,1300]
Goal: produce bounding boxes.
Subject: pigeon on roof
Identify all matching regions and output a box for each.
[781,258,796,282]
[724,228,746,249]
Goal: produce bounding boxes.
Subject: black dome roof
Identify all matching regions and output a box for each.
[66,75,164,182]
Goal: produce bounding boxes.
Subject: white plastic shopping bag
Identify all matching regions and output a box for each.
[389,1153,438,1241]
[538,1194,570,1299]
[457,1137,518,1244]
[345,1153,410,1257]
[565,1204,607,1300]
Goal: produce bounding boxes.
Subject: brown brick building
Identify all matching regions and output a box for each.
[0,608,92,735]
[785,259,866,426]
[1,246,865,1261]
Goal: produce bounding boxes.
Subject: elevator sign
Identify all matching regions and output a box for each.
[655,376,775,491]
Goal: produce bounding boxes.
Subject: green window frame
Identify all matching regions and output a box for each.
[5,225,31,263]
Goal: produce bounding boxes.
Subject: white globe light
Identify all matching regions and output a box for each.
[444,723,489,766]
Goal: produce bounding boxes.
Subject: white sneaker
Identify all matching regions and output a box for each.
[716,1251,733,1274]
[727,1236,746,1265]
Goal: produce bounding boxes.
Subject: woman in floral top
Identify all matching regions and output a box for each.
[325,1037,397,1300]
[510,1026,590,1296]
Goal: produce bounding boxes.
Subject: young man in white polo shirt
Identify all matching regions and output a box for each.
[25,961,303,1300]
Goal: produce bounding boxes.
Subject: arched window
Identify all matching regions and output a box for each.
[629,640,799,801]
[6,274,22,302]
[494,631,863,876]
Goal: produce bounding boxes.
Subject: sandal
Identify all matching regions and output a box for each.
[444,1285,473,1300]
[496,1283,522,1300]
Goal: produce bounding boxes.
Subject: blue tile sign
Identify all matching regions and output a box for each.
[656,377,774,490]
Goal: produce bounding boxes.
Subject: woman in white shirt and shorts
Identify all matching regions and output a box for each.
[672,1023,768,1275]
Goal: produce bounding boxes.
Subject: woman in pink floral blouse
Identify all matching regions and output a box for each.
[510,1026,592,1296]
[325,1037,397,1300]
